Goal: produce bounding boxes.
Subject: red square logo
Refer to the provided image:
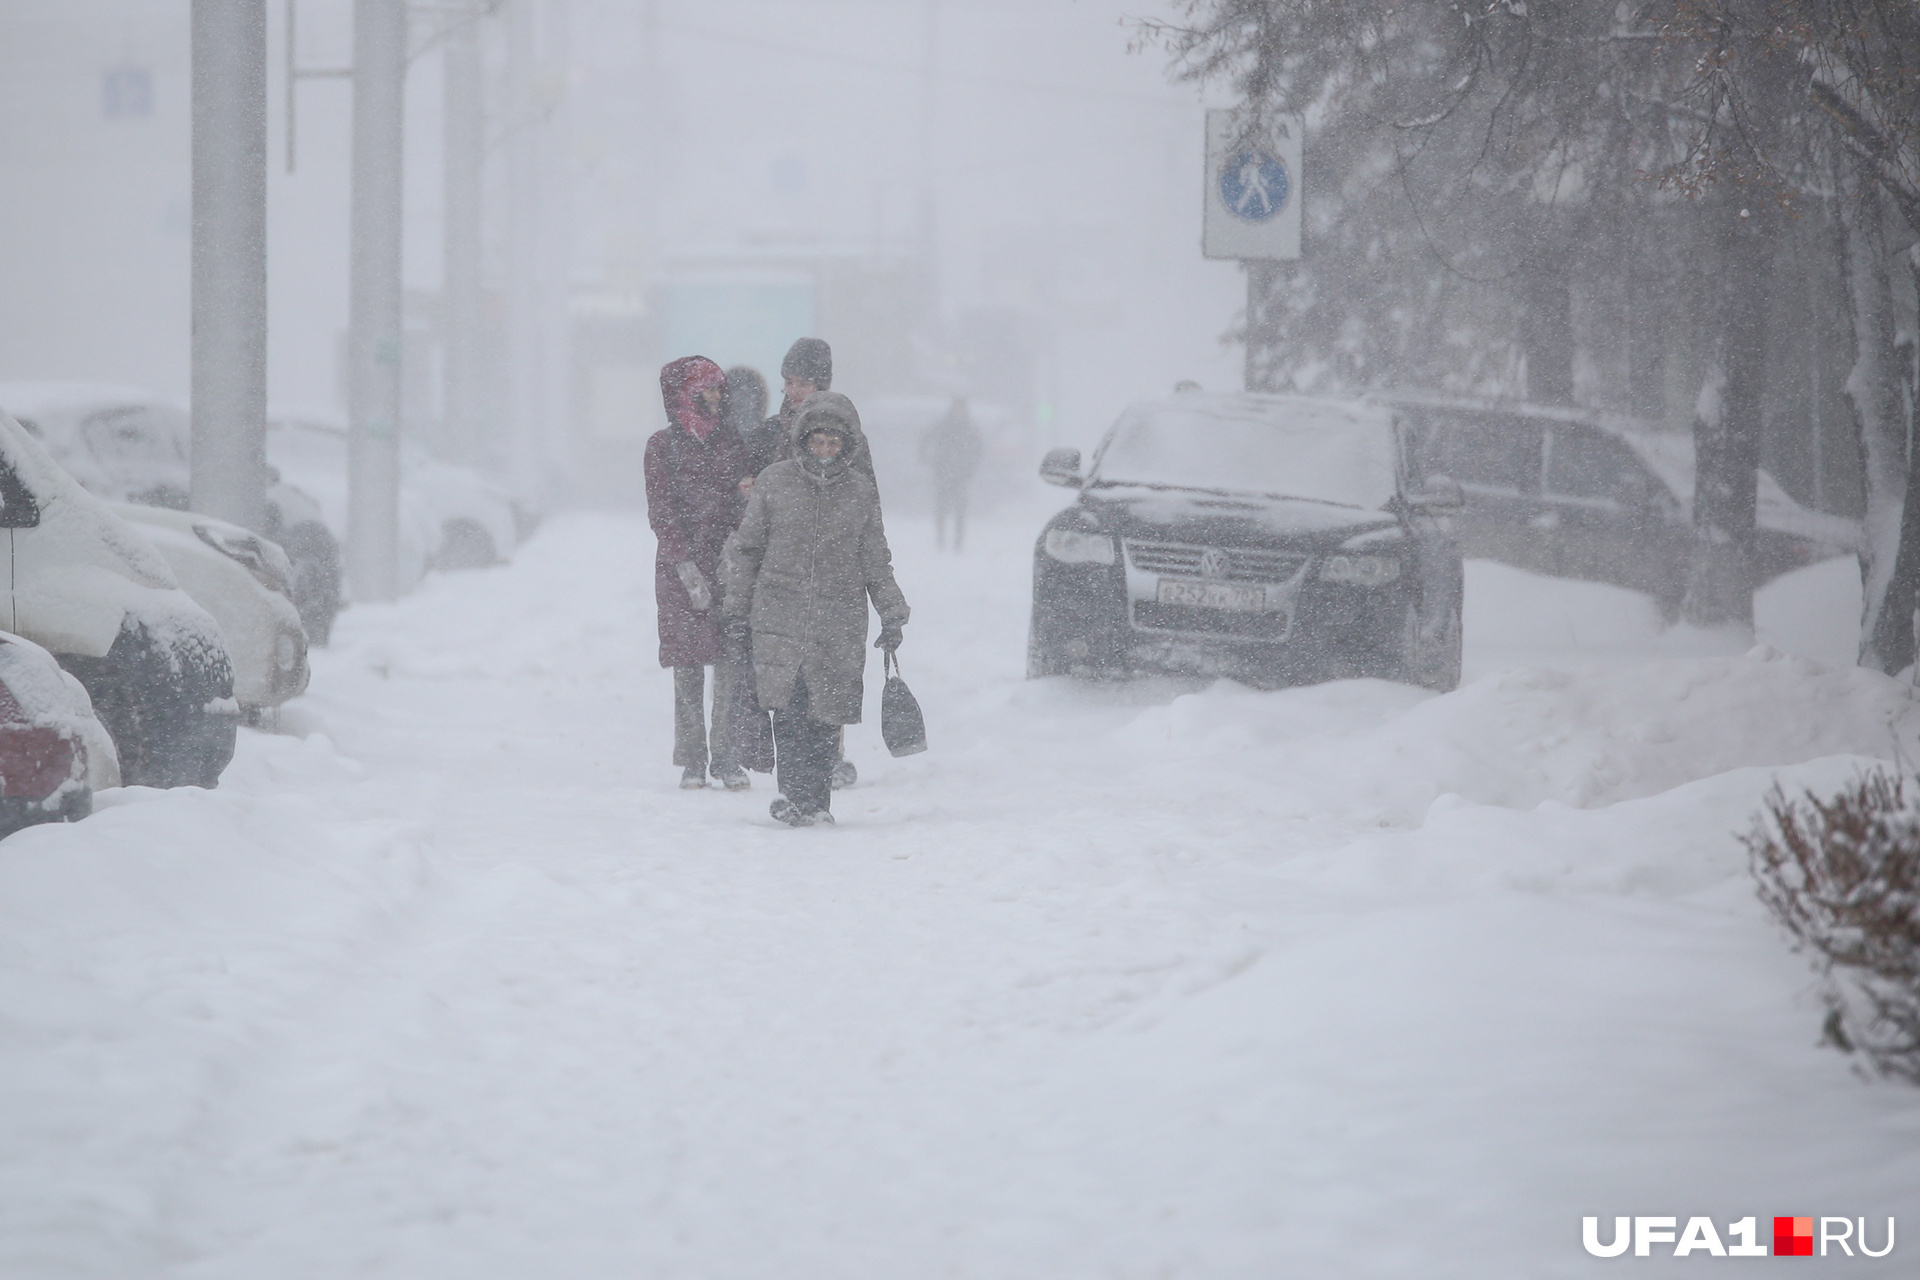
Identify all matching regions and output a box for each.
[1773,1217,1814,1256]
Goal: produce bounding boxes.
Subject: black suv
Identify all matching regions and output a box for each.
[1389,395,1858,611]
[1028,393,1465,690]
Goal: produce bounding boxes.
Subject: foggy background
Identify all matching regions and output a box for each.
[0,0,1243,510]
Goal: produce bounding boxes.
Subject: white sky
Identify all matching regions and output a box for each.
[0,0,1250,461]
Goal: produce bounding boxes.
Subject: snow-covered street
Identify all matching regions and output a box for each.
[3,504,1918,1278]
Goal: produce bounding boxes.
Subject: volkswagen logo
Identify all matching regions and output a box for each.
[1198,548,1229,578]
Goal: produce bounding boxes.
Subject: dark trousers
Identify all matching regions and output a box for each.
[934,484,969,551]
[772,674,840,814]
[673,661,740,773]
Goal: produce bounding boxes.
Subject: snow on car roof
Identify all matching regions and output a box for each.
[1388,392,1860,550]
[0,381,174,423]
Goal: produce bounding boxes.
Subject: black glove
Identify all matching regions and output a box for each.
[724,616,752,660]
[874,622,904,652]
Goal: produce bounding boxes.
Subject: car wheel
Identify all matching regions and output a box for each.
[59,628,237,789]
[436,519,498,572]
[0,787,90,840]
[59,786,93,823]
[1400,596,1462,693]
[281,521,342,646]
[1026,601,1070,678]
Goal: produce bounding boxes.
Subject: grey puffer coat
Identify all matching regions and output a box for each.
[721,392,909,724]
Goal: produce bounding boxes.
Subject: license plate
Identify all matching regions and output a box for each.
[1157,579,1265,612]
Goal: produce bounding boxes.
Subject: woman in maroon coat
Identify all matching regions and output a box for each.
[645,356,752,790]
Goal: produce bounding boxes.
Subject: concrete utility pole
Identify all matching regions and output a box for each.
[443,6,485,466]
[190,0,269,531]
[541,0,574,496]
[347,0,406,601]
[506,0,541,493]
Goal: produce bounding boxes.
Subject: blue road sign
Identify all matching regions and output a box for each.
[1218,150,1290,224]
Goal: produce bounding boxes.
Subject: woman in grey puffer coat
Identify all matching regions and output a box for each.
[721,391,909,826]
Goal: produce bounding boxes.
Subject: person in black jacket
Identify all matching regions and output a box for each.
[921,395,984,551]
[742,339,821,476]
[742,338,875,486]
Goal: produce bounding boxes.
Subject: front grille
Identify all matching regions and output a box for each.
[1125,540,1307,584]
[1131,601,1292,640]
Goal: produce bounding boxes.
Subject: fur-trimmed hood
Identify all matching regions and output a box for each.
[789,391,874,476]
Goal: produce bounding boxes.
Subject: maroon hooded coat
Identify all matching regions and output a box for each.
[645,356,749,667]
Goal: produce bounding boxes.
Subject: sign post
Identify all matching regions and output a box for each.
[1204,109,1301,391]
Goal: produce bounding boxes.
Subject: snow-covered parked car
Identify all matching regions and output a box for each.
[0,408,235,788]
[1029,393,1465,690]
[112,504,309,721]
[0,383,344,644]
[1391,395,1859,611]
[0,632,119,835]
[266,406,521,587]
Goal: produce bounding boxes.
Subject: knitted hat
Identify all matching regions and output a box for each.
[780,338,832,390]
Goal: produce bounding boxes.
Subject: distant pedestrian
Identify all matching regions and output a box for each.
[921,395,984,551]
[722,392,909,827]
[645,356,753,791]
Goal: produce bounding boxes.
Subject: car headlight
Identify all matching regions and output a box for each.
[1043,527,1115,566]
[194,522,296,598]
[1318,554,1402,586]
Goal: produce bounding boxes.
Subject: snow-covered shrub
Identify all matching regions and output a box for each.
[1747,772,1920,1083]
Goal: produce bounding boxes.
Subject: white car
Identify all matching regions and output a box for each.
[266,406,521,589]
[0,408,235,788]
[0,383,344,643]
[112,504,309,720]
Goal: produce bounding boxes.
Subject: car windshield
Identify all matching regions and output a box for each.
[1091,399,1399,509]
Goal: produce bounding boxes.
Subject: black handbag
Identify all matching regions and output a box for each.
[880,651,927,757]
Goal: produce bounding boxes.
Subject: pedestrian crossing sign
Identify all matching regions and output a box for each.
[1204,109,1302,261]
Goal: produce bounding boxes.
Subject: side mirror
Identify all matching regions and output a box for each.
[1039,447,1083,488]
[1408,474,1465,512]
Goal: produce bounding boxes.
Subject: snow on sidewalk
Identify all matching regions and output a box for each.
[1,511,1916,1278]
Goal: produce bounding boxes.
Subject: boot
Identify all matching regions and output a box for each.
[770,797,833,827]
